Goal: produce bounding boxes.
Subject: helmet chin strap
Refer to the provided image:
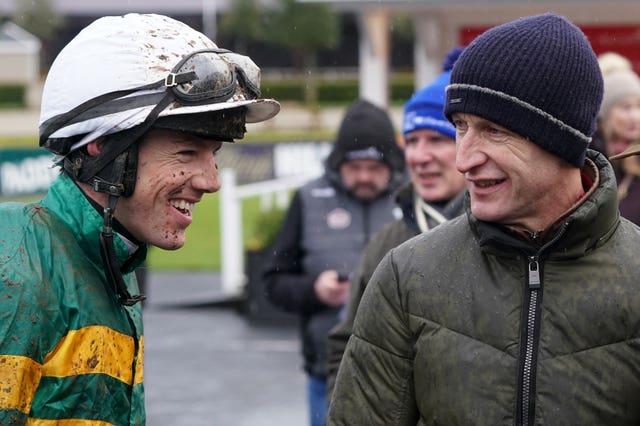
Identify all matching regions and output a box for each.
[99,192,146,306]
[93,149,146,306]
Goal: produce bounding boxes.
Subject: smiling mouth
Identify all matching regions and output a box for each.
[170,199,195,216]
[416,170,443,181]
[420,172,440,178]
[475,179,505,188]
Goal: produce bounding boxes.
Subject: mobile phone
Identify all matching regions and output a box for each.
[337,273,349,282]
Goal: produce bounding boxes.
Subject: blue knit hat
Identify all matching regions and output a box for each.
[444,13,603,167]
[403,70,456,139]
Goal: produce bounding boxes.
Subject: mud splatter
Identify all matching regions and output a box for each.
[86,355,99,369]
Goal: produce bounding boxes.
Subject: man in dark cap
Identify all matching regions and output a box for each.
[263,98,405,426]
[328,13,640,425]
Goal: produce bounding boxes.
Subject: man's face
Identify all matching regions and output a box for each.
[603,94,640,156]
[115,129,223,250]
[404,128,466,202]
[452,113,579,231]
[339,159,391,201]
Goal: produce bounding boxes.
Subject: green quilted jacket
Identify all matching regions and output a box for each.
[0,173,146,425]
[328,151,640,425]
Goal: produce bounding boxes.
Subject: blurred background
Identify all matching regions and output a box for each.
[1,1,638,424]
[2,0,639,273]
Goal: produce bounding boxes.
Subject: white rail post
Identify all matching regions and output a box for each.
[219,168,245,297]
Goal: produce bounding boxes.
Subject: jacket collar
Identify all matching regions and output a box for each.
[42,173,147,273]
[395,183,466,232]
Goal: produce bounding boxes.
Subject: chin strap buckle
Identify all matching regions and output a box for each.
[92,177,125,197]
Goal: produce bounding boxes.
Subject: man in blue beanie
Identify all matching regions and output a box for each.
[328,13,640,425]
[325,50,466,401]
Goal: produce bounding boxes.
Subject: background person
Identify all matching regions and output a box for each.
[0,13,278,425]
[325,49,466,399]
[589,51,633,156]
[328,13,640,425]
[263,98,405,426]
[597,51,633,77]
[596,69,640,225]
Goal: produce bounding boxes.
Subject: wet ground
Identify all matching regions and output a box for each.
[143,271,306,426]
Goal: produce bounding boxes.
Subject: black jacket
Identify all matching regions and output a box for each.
[263,171,403,377]
[263,99,406,378]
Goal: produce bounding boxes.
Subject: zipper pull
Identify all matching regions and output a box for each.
[528,256,541,289]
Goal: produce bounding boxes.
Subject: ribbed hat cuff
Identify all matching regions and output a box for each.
[445,84,590,167]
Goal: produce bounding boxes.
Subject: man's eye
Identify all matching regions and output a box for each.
[453,120,466,130]
[177,150,196,159]
[487,125,510,136]
[484,126,512,142]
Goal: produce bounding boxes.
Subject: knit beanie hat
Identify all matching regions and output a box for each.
[444,13,603,167]
[403,70,455,139]
[327,99,404,172]
[599,70,640,120]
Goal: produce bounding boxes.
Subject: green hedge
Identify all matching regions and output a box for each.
[261,74,415,105]
[0,76,416,109]
[0,85,26,108]
[260,80,306,102]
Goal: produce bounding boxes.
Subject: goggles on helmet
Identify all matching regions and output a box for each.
[171,48,261,104]
[40,48,262,156]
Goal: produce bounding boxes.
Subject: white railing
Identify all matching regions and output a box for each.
[219,168,319,297]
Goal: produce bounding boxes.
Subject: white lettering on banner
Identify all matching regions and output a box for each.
[1,156,58,196]
[273,142,331,178]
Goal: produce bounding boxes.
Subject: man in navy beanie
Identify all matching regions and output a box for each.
[328,13,640,425]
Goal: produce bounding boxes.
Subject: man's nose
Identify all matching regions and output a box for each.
[415,142,437,163]
[192,154,221,193]
[455,131,484,173]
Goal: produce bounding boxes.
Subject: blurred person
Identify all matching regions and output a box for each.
[590,51,634,155]
[325,48,466,399]
[598,51,633,77]
[596,69,640,225]
[0,14,279,425]
[328,13,640,425]
[263,98,405,426]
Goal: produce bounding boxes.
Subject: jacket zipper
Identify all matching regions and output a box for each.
[516,223,569,426]
[519,256,541,425]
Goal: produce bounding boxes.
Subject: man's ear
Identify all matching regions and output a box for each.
[86,137,107,156]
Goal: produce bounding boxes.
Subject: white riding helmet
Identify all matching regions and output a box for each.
[39,13,280,155]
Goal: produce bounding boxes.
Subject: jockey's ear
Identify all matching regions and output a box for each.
[86,137,107,157]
